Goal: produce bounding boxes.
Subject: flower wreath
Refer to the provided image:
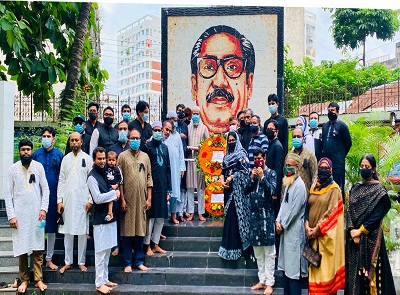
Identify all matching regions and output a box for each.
[204,181,225,217]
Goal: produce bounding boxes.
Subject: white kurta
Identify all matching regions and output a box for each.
[164,132,186,201]
[57,151,93,235]
[87,175,117,253]
[5,160,49,257]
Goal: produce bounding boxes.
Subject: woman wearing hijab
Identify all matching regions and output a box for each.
[218,132,251,260]
[305,157,345,294]
[296,116,315,154]
[345,154,395,295]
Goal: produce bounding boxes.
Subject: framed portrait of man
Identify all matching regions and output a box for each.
[161,6,284,133]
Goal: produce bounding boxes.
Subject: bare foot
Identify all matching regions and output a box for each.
[46,260,58,270]
[264,285,273,295]
[184,212,190,218]
[111,247,119,256]
[178,215,186,222]
[59,264,73,274]
[96,284,111,294]
[105,281,118,287]
[78,265,88,272]
[169,217,179,224]
[160,234,166,240]
[137,264,147,271]
[198,214,206,221]
[251,282,266,290]
[186,213,194,221]
[35,281,47,292]
[153,244,166,254]
[124,266,132,273]
[17,281,29,293]
[146,246,154,256]
[12,278,21,288]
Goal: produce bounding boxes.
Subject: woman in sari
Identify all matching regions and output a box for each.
[346,154,396,295]
[305,157,345,294]
[218,132,251,260]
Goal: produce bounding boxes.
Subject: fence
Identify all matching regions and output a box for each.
[14,93,61,122]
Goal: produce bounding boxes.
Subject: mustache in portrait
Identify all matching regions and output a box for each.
[206,87,235,104]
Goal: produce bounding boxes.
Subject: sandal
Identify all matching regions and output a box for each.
[0,282,8,289]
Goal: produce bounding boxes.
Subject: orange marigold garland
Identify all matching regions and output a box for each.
[196,135,227,217]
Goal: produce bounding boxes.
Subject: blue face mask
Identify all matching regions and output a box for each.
[268,104,277,115]
[42,137,52,149]
[173,121,178,128]
[75,123,84,133]
[142,113,149,123]
[153,131,162,141]
[123,113,131,121]
[250,124,259,134]
[192,114,200,123]
[309,119,318,129]
[130,139,140,150]
[292,137,303,149]
[118,130,128,143]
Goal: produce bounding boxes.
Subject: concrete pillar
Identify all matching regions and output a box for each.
[0,81,14,201]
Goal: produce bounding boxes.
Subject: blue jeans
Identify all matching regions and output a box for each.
[283,273,301,295]
[121,236,145,268]
[169,197,178,213]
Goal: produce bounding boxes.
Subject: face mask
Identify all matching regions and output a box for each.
[130,139,140,150]
[192,114,200,123]
[142,113,149,122]
[292,138,303,149]
[266,129,275,140]
[94,164,106,174]
[361,168,373,180]
[177,111,185,120]
[229,125,237,132]
[118,130,128,143]
[228,142,236,152]
[89,112,97,120]
[75,123,84,133]
[42,137,52,149]
[153,131,162,141]
[173,121,178,128]
[123,113,131,121]
[268,104,277,115]
[328,112,337,121]
[240,119,246,128]
[318,169,331,182]
[285,166,296,177]
[309,119,318,129]
[254,159,265,168]
[250,124,259,134]
[20,155,32,166]
[184,119,191,125]
[104,117,113,126]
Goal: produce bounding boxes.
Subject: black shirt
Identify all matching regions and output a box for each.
[263,114,289,158]
[85,120,101,136]
[128,118,153,151]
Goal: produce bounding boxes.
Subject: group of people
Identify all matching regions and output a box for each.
[4,97,396,295]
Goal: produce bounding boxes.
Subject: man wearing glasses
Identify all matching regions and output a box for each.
[190,25,255,134]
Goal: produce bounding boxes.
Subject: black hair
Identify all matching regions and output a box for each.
[309,111,319,119]
[267,119,279,130]
[136,101,149,115]
[103,106,114,115]
[328,102,340,111]
[267,93,278,104]
[251,115,261,125]
[87,101,100,111]
[245,108,254,117]
[359,154,379,181]
[229,116,238,123]
[92,146,106,161]
[107,150,118,159]
[176,104,185,111]
[253,147,265,158]
[19,139,33,150]
[190,25,255,83]
[227,131,239,141]
[121,104,131,113]
[42,126,56,137]
[163,120,172,127]
[236,110,245,120]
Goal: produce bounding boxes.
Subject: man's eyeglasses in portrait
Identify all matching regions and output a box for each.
[197,56,246,79]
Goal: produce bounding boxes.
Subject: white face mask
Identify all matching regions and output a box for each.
[229,125,237,132]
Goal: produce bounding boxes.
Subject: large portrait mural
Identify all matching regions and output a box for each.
[161,6,284,133]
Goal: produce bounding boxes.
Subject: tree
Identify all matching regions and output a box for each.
[329,9,400,66]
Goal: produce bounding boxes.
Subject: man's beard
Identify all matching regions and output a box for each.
[283,174,297,187]
[72,146,81,153]
[206,87,235,104]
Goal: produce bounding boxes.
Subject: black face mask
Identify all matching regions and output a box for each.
[266,129,275,140]
[318,169,331,182]
[228,142,236,152]
[103,117,113,126]
[184,119,191,126]
[177,111,185,120]
[361,168,373,180]
[89,112,97,121]
[328,112,337,121]
[240,119,246,128]
[20,155,32,166]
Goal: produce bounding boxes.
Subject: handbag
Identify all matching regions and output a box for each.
[302,238,322,267]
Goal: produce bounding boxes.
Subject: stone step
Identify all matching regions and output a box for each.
[161,220,223,238]
[42,266,259,287]
[49,250,257,269]
[0,251,18,267]
[0,226,12,237]
[0,237,13,251]
[159,237,221,252]
[0,266,19,286]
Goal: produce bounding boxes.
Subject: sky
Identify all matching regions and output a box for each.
[98,0,400,94]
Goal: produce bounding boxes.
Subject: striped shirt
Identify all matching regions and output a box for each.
[248,132,269,169]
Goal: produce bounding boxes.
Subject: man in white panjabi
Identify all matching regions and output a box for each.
[186,106,209,221]
[5,139,50,293]
[87,147,119,294]
[57,132,93,274]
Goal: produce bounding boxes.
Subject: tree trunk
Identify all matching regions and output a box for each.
[362,36,366,67]
[61,2,91,118]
